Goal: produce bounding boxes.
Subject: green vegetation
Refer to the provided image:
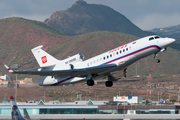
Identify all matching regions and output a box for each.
[0,17,180,80]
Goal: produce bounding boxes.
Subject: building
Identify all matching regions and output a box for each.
[0,80,8,85]
[0,100,104,115]
[18,80,26,84]
[24,78,33,83]
[0,100,180,115]
[113,96,143,104]
[0,74,10,81]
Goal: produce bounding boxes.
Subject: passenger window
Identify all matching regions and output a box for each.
[107,56,109,59]
[110,54,112,57]
[123,49,125,52]
[87,63,89,66]
[117,52,118,55]
[120,51,121,54]
[104,57,105,60]
[100,58,102,61]
[149,37,154,41]
[90,62,92,65]
[126,48,128,51]
[113,53,115,56]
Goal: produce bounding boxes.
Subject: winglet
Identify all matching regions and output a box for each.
[4,65,14,73]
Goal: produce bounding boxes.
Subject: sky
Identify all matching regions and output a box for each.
[0,0,180,30]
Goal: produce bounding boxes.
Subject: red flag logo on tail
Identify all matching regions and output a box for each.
[41,56,47,64]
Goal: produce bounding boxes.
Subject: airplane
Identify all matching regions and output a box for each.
[5,35,175,87]
[10,96,31,120]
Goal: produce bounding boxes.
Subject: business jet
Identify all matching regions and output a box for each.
[5,35,175,87]
[10,96,31,120]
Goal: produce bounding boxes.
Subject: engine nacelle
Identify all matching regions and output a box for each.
[64,53,85,65]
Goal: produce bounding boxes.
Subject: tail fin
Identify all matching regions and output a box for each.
[23,108,31,120]
[31,45,59,68]
[10,96,26,120]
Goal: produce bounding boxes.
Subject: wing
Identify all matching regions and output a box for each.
[5,64,117,77]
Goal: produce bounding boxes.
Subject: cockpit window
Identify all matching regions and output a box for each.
[149,37,154,41]
[154,36,160,39]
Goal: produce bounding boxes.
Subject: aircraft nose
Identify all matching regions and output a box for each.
[168,38,175,46]
[171,38,176,43]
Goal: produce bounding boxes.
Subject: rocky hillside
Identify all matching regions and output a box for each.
[44,0,152,37]
[149,24,180,38]
[0,17,180,81]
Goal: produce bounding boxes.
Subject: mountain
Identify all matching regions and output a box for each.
[149,25,180,51]
[1,17,180,81]
[44,0,152,37]
[149,24,180,38]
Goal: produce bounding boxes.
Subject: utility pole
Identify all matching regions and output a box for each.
[135,63,137,77]
[11,64,18,101]
[15,74,17,101]
[44,91,45,102]
[177,91,179,102]
[158,91,159,103]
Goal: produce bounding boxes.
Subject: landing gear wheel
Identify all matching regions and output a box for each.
[156,59,160,63]
[87,80,94,86]
[105,81,113,87]
[154,53,160,63]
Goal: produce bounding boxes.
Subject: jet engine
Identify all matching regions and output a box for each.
[64,53,85,65]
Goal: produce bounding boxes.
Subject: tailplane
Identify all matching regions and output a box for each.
[31,45,59,68]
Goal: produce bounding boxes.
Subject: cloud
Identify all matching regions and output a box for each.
[133,13,180,30]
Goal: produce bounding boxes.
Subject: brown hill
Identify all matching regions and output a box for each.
[44,0,152,37]
[0,17,180,82]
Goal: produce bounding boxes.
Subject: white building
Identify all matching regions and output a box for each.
[113,96,143,104]
[0,74,10,81]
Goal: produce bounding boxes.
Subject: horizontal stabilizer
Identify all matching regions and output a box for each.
[4,65,14,73]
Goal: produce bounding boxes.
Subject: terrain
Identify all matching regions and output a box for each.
[1,17,180,81]
[0,17,180,103]
[149,25,180,38]
[0,76,180,102]
[44,0,152,37]
[149,25,180,51]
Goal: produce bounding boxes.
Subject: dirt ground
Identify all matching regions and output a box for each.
[0,76,180,103]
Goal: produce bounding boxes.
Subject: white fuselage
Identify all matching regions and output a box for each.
[39,35,175,86]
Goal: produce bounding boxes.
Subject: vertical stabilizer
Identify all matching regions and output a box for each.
[10,96,26,120]
[23,108,31,120]
[31,45,59,68]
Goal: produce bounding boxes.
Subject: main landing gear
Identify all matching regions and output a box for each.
[87,79,113,87]
[154,53,160,63]
[87,79,94,86]
[105,81,113,87]
[86,75,116,87]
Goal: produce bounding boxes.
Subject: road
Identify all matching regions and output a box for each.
[1,114,180,119]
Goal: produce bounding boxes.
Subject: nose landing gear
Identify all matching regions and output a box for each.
[154,53,160,63]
